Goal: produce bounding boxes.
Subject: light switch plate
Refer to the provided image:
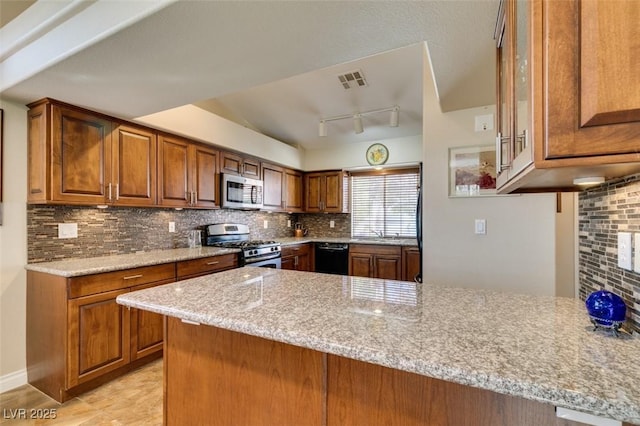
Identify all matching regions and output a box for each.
[169,222,176,233]
[263,220,268,229]
[58,223,78,239]
[474,219,486,235]
[618,232,632,270]
[330,220,335,228]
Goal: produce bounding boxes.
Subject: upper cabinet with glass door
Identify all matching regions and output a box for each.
[495,0,640,193]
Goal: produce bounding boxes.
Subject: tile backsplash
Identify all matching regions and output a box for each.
[28,206,295,263]
[28,206,353,263]
[579,173,640,334]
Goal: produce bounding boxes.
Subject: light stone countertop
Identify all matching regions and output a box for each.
[25,237,416,277]
[278,236,418,246]
[24,247,240,277]
[116,267,640,425]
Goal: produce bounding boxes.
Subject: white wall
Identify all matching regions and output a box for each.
[421,43,567,296]
[303,135,422,171]
[0,98,28,390]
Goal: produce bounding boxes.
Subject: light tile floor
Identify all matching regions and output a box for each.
[0,360,162,425]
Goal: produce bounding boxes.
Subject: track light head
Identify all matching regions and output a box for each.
[318,121,327,137]
[390,106,399,127]
[353,114,364,134]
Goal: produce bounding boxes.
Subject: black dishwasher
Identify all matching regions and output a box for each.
[314,242,349,275]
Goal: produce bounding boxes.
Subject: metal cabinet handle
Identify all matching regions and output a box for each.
[193,191,197,205]
[115,183,119,201]
[185,191,190,202]
[294,256,299,266]
[108,183,112,201]
[292,247,300,251]
[206,261,220,265]
[517,129,528,150]
[496,132,511,174]
[123,274,143,280]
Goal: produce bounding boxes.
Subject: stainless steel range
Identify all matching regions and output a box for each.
[204,223,281,268]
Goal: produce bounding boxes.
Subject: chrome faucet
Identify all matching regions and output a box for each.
[372,229,384,238]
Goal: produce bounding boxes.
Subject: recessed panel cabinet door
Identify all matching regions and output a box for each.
[374,255,402,280]
[284,169,304,212]
[67,289,130,387]
[544,0,640,159]
[112,125,156,206]
[158,135,189,207]
[192,145,219,208]
[262,163,284,211]
[51,105,111,203]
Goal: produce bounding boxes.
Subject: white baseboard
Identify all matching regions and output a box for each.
[0,368,28,393]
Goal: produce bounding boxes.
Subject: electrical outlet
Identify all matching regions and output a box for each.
[330,220,335,228]
[287,220,291,228]
[474,219,486,235]
[169,222,176,233]
[618,232,632,270]
[263,220,268,229]
[58,223,78,239]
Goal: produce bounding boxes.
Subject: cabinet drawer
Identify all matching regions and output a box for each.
[68,263,176,298]
[349,244,401,256]
[281,244,310,258]
[177,254,238,279]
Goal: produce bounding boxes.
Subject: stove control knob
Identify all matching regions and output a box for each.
[251,250,257,255]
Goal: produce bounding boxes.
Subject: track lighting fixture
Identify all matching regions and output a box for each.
[353,114,364,134]
[318,105,399,137]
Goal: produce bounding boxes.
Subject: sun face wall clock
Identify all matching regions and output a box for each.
[366,143,389,166]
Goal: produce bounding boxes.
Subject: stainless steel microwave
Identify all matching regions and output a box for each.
[221,174,264,209]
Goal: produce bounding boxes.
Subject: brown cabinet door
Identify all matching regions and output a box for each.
[112,124,156,206]
[192,144,219,208]
[242,157,261,179]
[67,289,130,387]
[220,151,242,175]
[284,168,304,212]
[51,105,112,204]
[349,253,373,278]
[323,171,342,212]
[130,279,173,360]
[281,256,295,270]
[158,134,190,208]
[374,255,401,280]
[305,173,323,212]
[544,0,640,159]
[296,253,311,271]
[402,247,421,282]
[220,151,261,178]
[262,163,284,211]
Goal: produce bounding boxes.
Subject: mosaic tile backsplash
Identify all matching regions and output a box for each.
[579,173,640,334]
[27,206,352,263]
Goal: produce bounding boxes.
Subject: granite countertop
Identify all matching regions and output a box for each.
[278,236,418,246]
[117,267,640,424]
[25,237,416,277]
[24,247,240,277]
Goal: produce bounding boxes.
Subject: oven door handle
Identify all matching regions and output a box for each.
[245,252,281,264]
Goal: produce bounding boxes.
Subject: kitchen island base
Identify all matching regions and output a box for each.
[165,317,589,426]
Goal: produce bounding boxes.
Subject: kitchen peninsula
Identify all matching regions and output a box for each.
[117,267,640,426]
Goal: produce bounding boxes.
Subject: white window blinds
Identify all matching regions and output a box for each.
[350,169,419,238]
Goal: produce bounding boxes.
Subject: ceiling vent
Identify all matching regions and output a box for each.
[337,69,367,90]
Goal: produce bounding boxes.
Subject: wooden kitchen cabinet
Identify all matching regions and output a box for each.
[281,243,311,272]
[27,99,157,206]
[220,150,261,179]
[496,0,640,193]
[402,247,421,282]
[349,244,401,280]
[284,168,304,212]
[176,253,239,280]
[304,170,349,213]
[262,162,305,212]
[262,162,285,211]
[67,289,130,387]
[27,263,176,402]
[158,134,219,208]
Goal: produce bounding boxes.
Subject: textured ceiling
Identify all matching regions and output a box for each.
[0,0,499,149]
